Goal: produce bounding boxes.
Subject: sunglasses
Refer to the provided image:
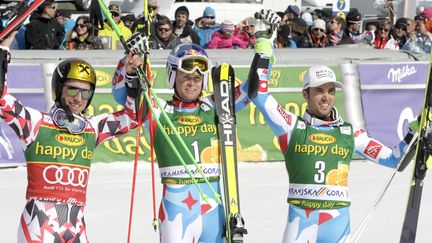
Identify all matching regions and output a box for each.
[330,20,337,24]
[158,27,171,32]
[48,5,56,9]
[379,28,390,32]
[205,16,215,19]
[76,24,87,29]
[110,11,120,17]
[65,85,94,100]
[149,6,158,11]
[53,108,87,134]
[313,28,325,32]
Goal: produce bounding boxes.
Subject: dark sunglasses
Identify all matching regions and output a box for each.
[158,27,171,32]
[76,24,87,29]
[330,20,337,24]
[110,11,120,17]
[205,16,215,19]
[379,28,390,32]
[313,28,325,32]
[65,85,94,100]
[149,6,158,11]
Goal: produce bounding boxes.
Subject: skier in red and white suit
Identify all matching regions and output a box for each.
[0,33,143,242]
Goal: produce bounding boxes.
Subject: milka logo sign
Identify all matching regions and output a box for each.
[387,65,417,83]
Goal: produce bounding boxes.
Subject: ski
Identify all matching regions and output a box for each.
[399,59,432,242]
[0,0,45,40]
[212,63,247,243]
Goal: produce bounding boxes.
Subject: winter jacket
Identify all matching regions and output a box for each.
[66,33,103,50]
[207,31,248,49]
[25,13,64,49]
[173,21,200,45]
[98,21,132,50]
[402,34,432,54]
[149,34,178,49]
[193,25,220,48]
[373,35,399,50]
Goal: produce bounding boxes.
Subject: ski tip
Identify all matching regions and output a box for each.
[212,63,235,82]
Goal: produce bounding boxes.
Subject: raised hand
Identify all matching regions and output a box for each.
[126,32,150,60]
[253,9,281,41]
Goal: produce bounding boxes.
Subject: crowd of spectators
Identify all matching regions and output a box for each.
[5,0,432,54]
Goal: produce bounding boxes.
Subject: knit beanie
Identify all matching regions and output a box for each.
[203,6,215,17]
[221,20,235,33]
[175,6,189,18]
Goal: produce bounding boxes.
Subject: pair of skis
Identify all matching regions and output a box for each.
[399,57,432,242]
[213,64,248,243]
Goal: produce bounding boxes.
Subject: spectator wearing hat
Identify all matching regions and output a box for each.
[343,9,362,44]
[149,15,178,49]
[207,20,248,49]
[307,19,328,48]
[25,0,64,49]
[283,5,300,25]
[66,15,103,50]
[172,6,200,45]
[372,19,399,50]
[98,4,132,50]
[301,12,313,28]
[288,18,309,48]
[193,6,220,48]
[131,0,162,35]
[56,9,75,49]
[236,17,256,48]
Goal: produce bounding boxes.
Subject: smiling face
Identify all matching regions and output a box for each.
[174,71,203,102]
[61,80,91,115]
[302,82,336,118]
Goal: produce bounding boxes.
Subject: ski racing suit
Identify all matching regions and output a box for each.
[248,53,411,243]
[0,50,138,243]
[112,58,250,243]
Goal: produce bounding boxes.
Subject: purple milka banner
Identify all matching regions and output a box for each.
[359,62,428,148]
[359,62,428,85]
[0,65,45,166]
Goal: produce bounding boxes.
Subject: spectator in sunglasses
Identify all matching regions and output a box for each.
[98,4,132,50]
[372,19,399,50]
[172,6,200,45]
[25,0,64,49]
[0,32,143,243]
[149,15,178,49]
[307,19,329,48]
[131,0,162,35]
[66,16,103,50]
[236,17,256,48]
[193,6,220,48]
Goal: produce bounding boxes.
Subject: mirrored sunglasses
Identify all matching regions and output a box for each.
[52,108,87,134]
[65,85,94,100]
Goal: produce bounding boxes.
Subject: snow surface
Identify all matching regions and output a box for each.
[1,160,431,243]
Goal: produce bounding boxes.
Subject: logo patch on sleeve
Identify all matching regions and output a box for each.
[277,105,291,125]
[363,140,382,159]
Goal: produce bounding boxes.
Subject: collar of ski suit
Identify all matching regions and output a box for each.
[302,107,344,127]
[171,97,200,109]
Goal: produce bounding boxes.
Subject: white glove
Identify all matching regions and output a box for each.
[126,33,150,59]
[254,9,281,42]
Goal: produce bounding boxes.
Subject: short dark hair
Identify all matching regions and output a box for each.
[37,0,55,14]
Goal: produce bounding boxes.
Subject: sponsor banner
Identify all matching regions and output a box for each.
[358,62,428,85]
[1,65,346,164]
[359,63,427,147]
[288,183,350,201]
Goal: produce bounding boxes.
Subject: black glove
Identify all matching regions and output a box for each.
[0,48,9,96]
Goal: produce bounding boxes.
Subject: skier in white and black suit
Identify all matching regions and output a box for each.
[247,9,417,243]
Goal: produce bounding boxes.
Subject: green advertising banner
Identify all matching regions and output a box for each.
[89,65,344,162]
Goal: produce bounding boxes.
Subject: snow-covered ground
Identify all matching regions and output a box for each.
[1,160,431,243]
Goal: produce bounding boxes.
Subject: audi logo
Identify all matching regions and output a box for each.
[43,165,89,188]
